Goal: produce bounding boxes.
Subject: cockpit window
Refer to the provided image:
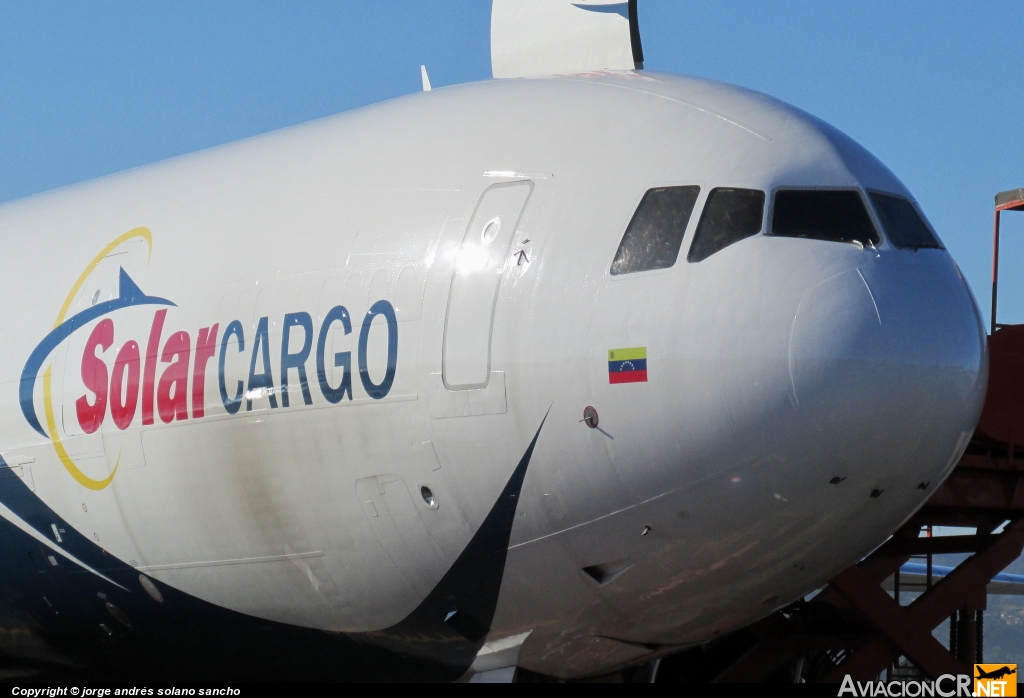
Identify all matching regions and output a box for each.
[687,188,765,263]
[869,192,943,250]
[610,186,701,275]
[770,190,879,246]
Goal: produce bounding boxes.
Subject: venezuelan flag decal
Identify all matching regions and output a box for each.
[608,347,647,384]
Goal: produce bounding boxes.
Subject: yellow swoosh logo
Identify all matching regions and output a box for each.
[44,228,152,490]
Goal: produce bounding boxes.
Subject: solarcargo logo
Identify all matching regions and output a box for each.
[19,228,399,491]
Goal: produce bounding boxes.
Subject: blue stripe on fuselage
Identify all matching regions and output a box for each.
[0,413,548,679]
[608,358,647,373]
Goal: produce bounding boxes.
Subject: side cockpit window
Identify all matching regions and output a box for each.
[771,190,879,246]
[610,186,701,275]
[869,192,943,250]
[687,188,765,263]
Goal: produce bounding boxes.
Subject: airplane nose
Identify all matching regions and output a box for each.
[788,252,986,487]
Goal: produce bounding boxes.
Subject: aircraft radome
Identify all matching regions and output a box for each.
[0,0,987,682]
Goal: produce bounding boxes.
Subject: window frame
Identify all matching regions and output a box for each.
[765,186,886,249]
[864,188,945,251]
[607,181,707,279]
[685,185,769,264]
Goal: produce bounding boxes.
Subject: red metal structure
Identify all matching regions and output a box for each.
[990,188,1024,335]
[653,189,1024,683]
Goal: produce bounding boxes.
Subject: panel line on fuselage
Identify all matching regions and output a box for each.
[560,76,773,141]
[135,551,324,572]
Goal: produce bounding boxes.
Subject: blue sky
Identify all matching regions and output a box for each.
[1,1,1022,324]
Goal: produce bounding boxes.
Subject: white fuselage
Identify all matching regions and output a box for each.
[0,72,986,678]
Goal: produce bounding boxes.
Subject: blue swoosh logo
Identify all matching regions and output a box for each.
[19,268,175,438]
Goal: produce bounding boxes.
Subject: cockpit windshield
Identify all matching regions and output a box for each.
[869,192,943,250]
[610,186,701,275]
[687,188,765,263]
[770,190,879,247]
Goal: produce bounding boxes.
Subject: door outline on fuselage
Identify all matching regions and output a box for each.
[442,180,533,391]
